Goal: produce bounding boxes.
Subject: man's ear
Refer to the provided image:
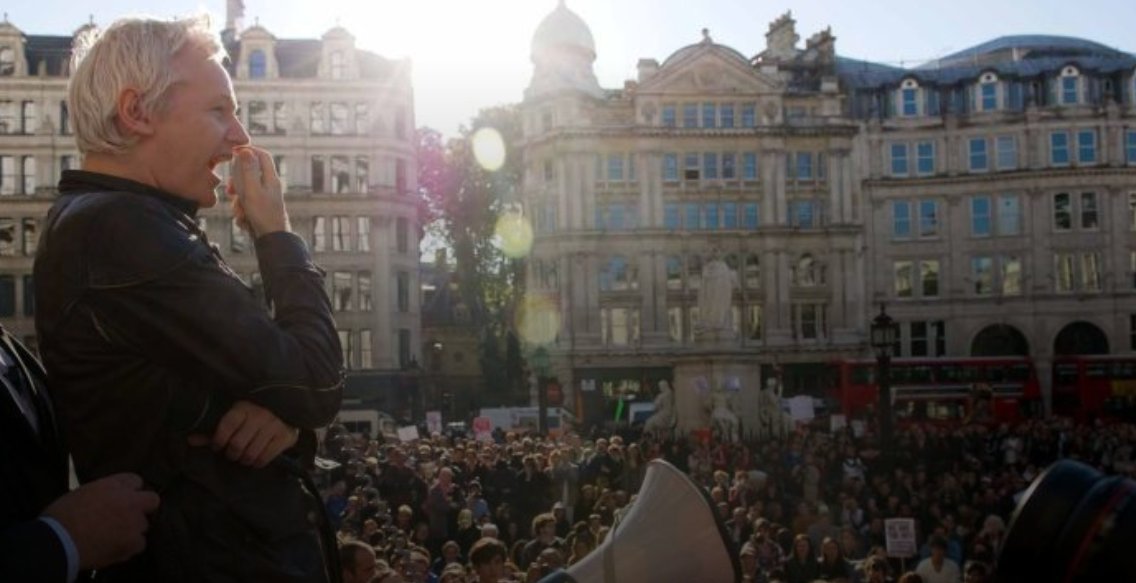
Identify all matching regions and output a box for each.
[115,87,156,138]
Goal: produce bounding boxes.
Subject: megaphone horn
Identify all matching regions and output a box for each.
[540,459,741,583]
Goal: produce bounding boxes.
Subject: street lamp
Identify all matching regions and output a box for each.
[530,347,551,435]
[870,304,899,460]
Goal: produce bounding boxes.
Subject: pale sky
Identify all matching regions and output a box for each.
[8,0,1136,137]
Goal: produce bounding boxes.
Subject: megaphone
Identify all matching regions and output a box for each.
[539,459,741,583]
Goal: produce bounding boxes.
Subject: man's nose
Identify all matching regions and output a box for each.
[229,119,251,146]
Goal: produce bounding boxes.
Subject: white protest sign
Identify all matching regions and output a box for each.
[397,425,420,443]
[426,411,442,435]
[885,518,917,558]
[472,417,493,442]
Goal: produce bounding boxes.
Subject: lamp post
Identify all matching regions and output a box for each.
[870,304,899,463]
[530,347,551,435]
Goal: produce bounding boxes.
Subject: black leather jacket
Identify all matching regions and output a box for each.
[34,171,344,582]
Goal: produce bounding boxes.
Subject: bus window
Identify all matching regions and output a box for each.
[938,365,963,383]
[927,401,962,421]
[1087,363,1109,378]
[910,366,934,384]
[1007,364,1031,382]
[851,365,873,385]
[1053,364,1079,388]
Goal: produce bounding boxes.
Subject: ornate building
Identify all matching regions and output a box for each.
[520,4,1136,425]
[0,10,420,405]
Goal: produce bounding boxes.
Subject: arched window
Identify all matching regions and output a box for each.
[1059,66,1080,106]
[0,47,14,76]
[978,72,999,112]
[248,49,267,79]
[330,51,344,80]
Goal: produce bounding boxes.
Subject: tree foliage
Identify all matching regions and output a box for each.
[416,105,527,403]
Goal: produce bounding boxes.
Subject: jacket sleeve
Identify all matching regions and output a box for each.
[0,519,70,583]
[80,197,343,429]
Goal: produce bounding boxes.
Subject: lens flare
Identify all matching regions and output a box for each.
[516,293,561,346]
[494,212,533,258]
[471,127,506,172]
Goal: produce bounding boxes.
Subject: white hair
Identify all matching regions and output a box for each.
[68,15,225,154]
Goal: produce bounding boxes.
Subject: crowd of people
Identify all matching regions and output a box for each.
[320,415,1136,583]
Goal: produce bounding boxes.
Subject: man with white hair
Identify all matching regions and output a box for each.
[33,15,343,582]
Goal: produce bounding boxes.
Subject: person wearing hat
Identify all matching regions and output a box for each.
[739,541,759,582]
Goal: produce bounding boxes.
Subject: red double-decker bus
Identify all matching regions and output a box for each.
[830,357,1042,425]
[1052,355,1136,421]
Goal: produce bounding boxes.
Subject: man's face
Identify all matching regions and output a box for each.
[344,547,376,583]
[146,47,249,208]
[475,556,504,581]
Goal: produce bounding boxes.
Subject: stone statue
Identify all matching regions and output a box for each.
[643,380,676,438]
[758,377,793,439]
[707,388,739,443]
[697,257,739,336]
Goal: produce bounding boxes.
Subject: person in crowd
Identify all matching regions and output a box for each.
[469,537,508,583]
[35,15,343,582]
[818,536,854,581]
[784,533,822,583]
[519,512,565,570]
[426,467,459,552]
[339,541,377,583]
[962,561,990,583]
[431,541,463,578]
[439,563,468,583]
[914,536,961,583]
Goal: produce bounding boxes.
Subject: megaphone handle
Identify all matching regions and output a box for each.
[535,570,574,583]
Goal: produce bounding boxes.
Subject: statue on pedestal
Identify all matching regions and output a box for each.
[758,377,793,439]
[696,256,739,338]
[707,387,739,443]
[643,380,676,439]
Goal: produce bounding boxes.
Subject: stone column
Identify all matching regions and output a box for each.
[374,217,394,368]
[765,250,793,345]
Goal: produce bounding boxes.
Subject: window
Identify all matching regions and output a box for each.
[0,101,15,135]
[21,218,37,256]
[741,104,756,127]
[607,154,624,181]
[354,156,369,193]
[1130,193,1136,231]
[722,202,737,229]
[703,203,719,230]
[687,255,702,290]
[916,142,934,175]
[996,136,1016,170]
[396,159,407,194]
[1002,256,1022,295]
[0,47,14,76]
[309,101,326,134]
[663,154,678,181]
[662,105,676,127]
[795,152,813,181]
[668,307,683,343]
[356,217,371,251]
[59,101,69,135]
[703,153,718,180]
[397,271,410,312]
[330,103,349,135]
[309,156,325,193]
[333,272,353,311]
[358,271,372,311]
[1055,253,1076,292]
[747,305,763,341]
[893,201,911,238]
[663,204,680,230]
[683,153,700,181]
[890,143,909,176]
[0,275,13,317]
[20,157,35,195]
[1127,130,1136,164]
[0,218,14,256]
[273,102,288,134]
[998,194,1022,235]
[398,329,411,369]
[332,216,350,251]
[1081,192,1098,229]
[901,88,918,116]
[360,330,373,368]
[355,103,370,135]
[921,260,940,297]
[720,104,735,128]
[971,256,993,295]
[1051,132,1069,166]
[743,203,759,230]
[908,321,946,357]
[330,51,345,80]
[684,203,700,230]
[971,196,991,237]
[1053,193,1072,231]
[247,100,268,134]
[1077,130,1096,164]
[918,200,939,237]
[601,308,639,346]
[969,138,988,172]
[1061,76,1078,105]
[230,219,248,253]
[722,153,736,180]
[795,304,826,340]
[312,217,327,251]
[330,156,350,193]
[249,49,267,79]
[22,275,33,316]
[1053,252,1101,293]
[1082,253,1101,291]
[666,256,683,290]
[683,104,698,128]
[981,82,998,111]
[894,260,913,298]
[744,254,761,288]
[702,103,716,128]
[789,200,817,229]
[396,217,409,254]
[21,101,36,134]
[743,152,758,180]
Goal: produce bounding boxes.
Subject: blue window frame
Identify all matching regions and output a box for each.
[791,201,816,228]
[703,203,719,230]
[722,202,738,228]
[969,138,988,172]
[664,204,680,230]
[919,200,939,237]
[741,104,756,128]
[893,201,911,238]
[1077,130,1096,164]
[684,203,700,229]
[684,153,700,180]
[663,154,678,181]
[743,153,758,180]
[998,194,1021,235]
[249,50,267,79]
[595,206,605,229]
[795,152,813,181]
[1127,130,1136,164]
[608,205,626,230]
[722,153,736,179]
[971,196,991,237]
[1062,77,1078,105]
[683,104,698,128]
[890,143,909,176]
[743,203,759,230]
[662,105,676,127]
[996,136,1016,170]
[902,88,918,116]
[703,153,718,179]
[720,104,735,128]
[607,154,624,181]
[916,142,934,175]
[981,82,997,111]
[702,103,716,128]
[1051,132,1070,165]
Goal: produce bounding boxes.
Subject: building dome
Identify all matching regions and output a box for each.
[531,0,595,58]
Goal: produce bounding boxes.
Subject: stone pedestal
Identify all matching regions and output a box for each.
[672,355,760,436]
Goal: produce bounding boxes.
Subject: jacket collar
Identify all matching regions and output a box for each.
[58,170,199,217]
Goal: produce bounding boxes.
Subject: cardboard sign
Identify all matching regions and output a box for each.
[426,411,442,435]
[788,395,815,422]
[472,416,493,442]
[830,414,847,433]
[397,425,420,443]
[885,518,917,558]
